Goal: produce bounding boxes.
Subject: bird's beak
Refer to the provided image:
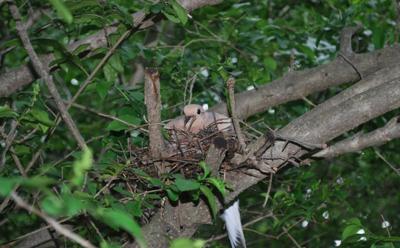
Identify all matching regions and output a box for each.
[184,116,191,125]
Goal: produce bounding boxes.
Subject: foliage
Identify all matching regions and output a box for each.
[0,0,400,247]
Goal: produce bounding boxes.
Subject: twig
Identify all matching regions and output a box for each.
[262,174,273,208]
[69,102,148,133]
[18,26,135,175]
[275,134,327,150]
[8,1,87,149]
[226,77,246,151]
[10,192,96,248]
[206,212,273,243]
[271,214,302,248]
[47,28,133,145]
[186,73,197,105]
[374,149,400,176]
[0,119,17,169]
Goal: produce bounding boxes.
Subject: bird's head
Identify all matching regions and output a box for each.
[183,104,204,125]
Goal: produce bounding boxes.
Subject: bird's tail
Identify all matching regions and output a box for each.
[221,200,246,248]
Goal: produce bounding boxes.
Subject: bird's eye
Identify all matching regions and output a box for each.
[197,109,201,114]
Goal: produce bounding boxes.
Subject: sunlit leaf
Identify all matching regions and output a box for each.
[94,208,147,248]
[171,0,188,25]
[71,148,93,186]
[0,106,18,118]
[200,186,217,220]
[174,178,200,192]
[170,238,205,248]
[48,0,73,24]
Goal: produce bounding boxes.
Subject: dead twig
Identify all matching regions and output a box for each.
[262,174,273,208]
[10,192,96,248]
[226,77,246,152]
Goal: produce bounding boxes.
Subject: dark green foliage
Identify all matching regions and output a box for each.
[1,0,400,247]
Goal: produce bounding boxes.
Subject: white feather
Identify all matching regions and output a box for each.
[221,200,246,248]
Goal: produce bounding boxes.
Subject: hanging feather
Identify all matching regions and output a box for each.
[221,200,246,248]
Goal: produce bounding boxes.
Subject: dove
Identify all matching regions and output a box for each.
[165,104,232,134]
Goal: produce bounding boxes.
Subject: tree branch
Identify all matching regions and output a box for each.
[314,116,400,158]
[226,77,246,151]
[8,1,87,150]
[211,45,400,119]
[10,192,96,248]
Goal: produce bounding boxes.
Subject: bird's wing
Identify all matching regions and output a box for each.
[165,116,186,130]
[221,200,246,248]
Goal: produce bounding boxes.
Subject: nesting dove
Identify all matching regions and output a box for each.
[165,104,232,134]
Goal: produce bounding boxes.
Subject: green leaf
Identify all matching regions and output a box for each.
[174,178,200,192]
[30,108,54,126]
[206,178,226,196]
[62,193,88,216]
[171,0,188,25]
[103,63,118,83]
[166,188,179,202]
[21,176,56,188]
[106,115,141,131]
[48,0,73,24]
[41,194,65,216]
[200,186,217,220]
[263,57,277,71]
[109,54,124,73]
[96,80,113,99]
[71,148,93,186]
[0,105,18,118]
[341,218,363,241]
[0,177,20,196]
[170,238,205,248]
[162,10,181,23]
[14,145,30,155]
[94,208,146,248]
[198,161,211,180]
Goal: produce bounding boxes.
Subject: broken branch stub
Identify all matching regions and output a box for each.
[144,68,165,168]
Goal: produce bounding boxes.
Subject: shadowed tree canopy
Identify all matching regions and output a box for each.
[1,0,400,248]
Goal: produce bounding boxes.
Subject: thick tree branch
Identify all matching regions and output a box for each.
[0,0,223,97]
[314,116,400,158]
[8,1,87,150]
[211,45,400,119]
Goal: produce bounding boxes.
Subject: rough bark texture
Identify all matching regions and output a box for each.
[144,69,164,159]
[211,45,400,119]
[314,116,400,158]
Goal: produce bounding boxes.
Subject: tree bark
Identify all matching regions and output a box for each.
[211,45,400,119]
